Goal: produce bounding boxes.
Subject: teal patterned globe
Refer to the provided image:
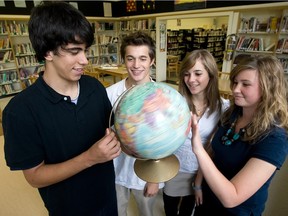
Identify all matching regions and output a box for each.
[114,82,191,160]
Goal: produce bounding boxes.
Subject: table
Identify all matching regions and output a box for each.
[93,66,128,84]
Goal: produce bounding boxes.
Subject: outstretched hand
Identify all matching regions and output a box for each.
[191,113,204,155]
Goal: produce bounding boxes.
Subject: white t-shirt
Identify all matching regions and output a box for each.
[164,98,230,197]
[174,98,230,173]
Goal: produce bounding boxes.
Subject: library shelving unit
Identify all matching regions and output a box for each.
[190,28,226,70]
[89,19,119,66]
[177,29,187,61]
[119,17,156,39]
[0,19,23,98]
[0,16,52,98]
[167,29,180,56]
[206,29,226,69]
[180,29,193,54]
[0,16,118,97]
[167,29,190,61]
[7,20,44,90]
[276,9,288,75]
[0,22,21,97]
[233,7,288,76]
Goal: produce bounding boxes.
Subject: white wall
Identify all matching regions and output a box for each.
[166,17,229,30]
[263,158,288,216]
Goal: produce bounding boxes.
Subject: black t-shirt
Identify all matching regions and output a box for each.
[3,73,117,216]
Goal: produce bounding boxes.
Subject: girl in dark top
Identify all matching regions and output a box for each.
[191,55,288,216]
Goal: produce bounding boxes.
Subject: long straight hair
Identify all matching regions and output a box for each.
[178,49,222,116]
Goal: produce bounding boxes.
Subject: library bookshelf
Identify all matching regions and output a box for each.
[0,16,43,98]
[233,7,288,76]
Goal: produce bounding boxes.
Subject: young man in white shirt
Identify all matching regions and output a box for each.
[106,31,164,216]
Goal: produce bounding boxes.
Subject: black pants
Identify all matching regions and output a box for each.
[163,192,195,216]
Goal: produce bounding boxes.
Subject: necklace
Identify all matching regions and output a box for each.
[196,108,205,116]
[194,104,207,117]
[222,118,246,146]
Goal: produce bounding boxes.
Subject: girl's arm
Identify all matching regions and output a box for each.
[191,114,277,208]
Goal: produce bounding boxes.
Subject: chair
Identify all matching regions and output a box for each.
[218,72,233,100]
[84,63,111,88]
[167,55,179,78]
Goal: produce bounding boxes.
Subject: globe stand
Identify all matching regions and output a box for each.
[134,154,179,183]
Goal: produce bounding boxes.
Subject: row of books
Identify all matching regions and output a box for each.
[168,37,179,43]
[236,36,275,52]
[239,16,281,33]
[167,30,179,37]
[0,70,18,83]
[167,43,180,49]
[207,37,225,43]
[278,58,288,73]
[191,28,226,37]
[0,37,10,49]
[167,50,178,56]
[119,20,151,31]
[0,50,13,63]
[97,35,118,45]
[88,57,98,65]
[276,38,288,53]
[0,82,22,96]
[7,21,28,35]
[14,43,34,55]
[87,48,98,58]
[280,16,288,33]
[22,77,37,88]
[99,44,117,55]
[93,22,115,31]
[16,55,39,68]
[89,55,118,66]
[1,21,28,35]
[0,21,8,34]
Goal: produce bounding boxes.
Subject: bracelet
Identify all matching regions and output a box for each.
[192,183,202,191]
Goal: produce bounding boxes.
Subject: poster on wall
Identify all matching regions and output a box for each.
[33,0,41,7]
[160,23,166,52]
[142,0,155,11]
[14,0,26,8]
[126,0,137,12]
[103,2,112,17]
[174,0,206,11]
[0,0,5,7]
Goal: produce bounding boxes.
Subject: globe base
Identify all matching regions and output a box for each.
[134,154,179,183]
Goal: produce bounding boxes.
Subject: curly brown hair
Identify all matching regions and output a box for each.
[221,55,288,143]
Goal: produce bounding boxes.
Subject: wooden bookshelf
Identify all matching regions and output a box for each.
[233,7,288,79]
[0,20,22,97]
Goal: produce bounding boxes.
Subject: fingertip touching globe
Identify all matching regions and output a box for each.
[114,82,191,160]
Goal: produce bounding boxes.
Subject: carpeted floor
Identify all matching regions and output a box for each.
[0,136,48,216]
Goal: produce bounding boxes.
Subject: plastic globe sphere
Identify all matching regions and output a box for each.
[114,82,191,160]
